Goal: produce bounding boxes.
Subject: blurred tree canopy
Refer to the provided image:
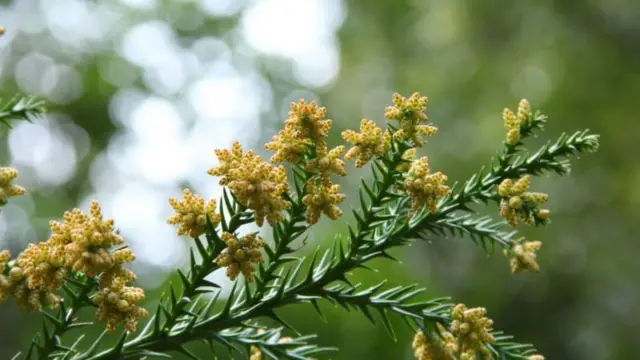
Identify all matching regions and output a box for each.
[1,0,638,359]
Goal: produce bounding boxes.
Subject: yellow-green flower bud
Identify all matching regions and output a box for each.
[508,196,522,209]
[506,128,521,145]
[536,209,551,220]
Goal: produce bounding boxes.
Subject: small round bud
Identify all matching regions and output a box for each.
[9,267,23,281]
[536,209,551,220]
[508,196,522,209]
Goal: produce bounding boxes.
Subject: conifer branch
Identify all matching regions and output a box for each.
[0,95,46,129]
[216,326,337,360]
[312,282,543,359]
[446,129,599,211]
[70,190,254,360]
[426,214,516,253]
[4,93,597,360]
[252,165,311,302]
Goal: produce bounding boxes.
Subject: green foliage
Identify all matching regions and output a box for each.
[0,95,46,130]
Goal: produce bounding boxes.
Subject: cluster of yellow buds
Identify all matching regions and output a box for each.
[503,99,533,145]
[384,92,438,147]
[215,232,264,281]
[208,141,291,227]
[46,201,132,276]
[265,99,347,224]
[14,242,67,292]
[341,119,389,168]
[266,99,334,162]
[0,250,11,297]
[299,169,346,226]
[302,179,346,224]
[412,305,542,360]
[504,240,542,274]
[450,304,496,360]
[403,156,451,213]
[0,201,146,330]
[0,166,26,207]
[304,145,346,177]
[412,326,457,360]
[497,175,550,227]
[264,125,313,164]
[0,250,61,311]
[168,188,221,238]
[94,266,148,332]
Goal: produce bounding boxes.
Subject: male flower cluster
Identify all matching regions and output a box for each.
[305,144,347,177]
[94,266,148,332]
[0,202,146,331]
[449,304,496,360]
[341,119,389,168]
[503,99,533,145]
[14,242,67,294]
[0,250,61,311]
[46,201,131,276]
[498,175,550,227]
[412,305,496,360]
[504,240,542,274]
[208,141,291,227]
[412,326,457,360]
[302,180,346,224]
[384,92,438,147]
[0,166,26,207]
[168,188,221,238]
[215,232,265,281]
[266,99,334,162]
[403,156,451,213]
[265,99,347,224]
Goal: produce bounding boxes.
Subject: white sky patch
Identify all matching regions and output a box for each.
[197,0,245,17]
[119,0,157,11]
[124,97,190,186]
[240,0,346,88]
[292,42,340,87]
[188,71,264,120]
[120,21,179,69]
[42,0,113,46]
[14,52,55,96]
[8,120,78,188]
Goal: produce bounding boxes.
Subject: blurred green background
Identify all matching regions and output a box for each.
[1,0,638,359]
